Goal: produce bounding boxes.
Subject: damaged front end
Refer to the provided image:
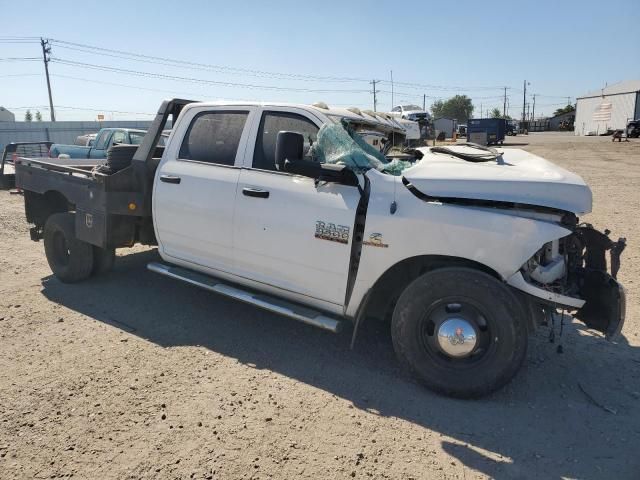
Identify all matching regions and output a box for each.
[521,224,626,340]
[569,226,626,339]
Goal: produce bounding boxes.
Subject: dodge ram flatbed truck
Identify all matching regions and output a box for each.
[15,98,627,398]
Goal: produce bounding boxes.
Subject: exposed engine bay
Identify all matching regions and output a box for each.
[521,224,626,339]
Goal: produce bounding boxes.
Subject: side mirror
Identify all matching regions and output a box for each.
[275,131,304,171]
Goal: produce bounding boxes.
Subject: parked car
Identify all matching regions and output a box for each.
[49,128,167,159]
[390,105,431,122]
[15,99,626,398]
[626,120,640,138]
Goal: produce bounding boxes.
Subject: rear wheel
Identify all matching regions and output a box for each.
[391,267,528,398]
[43,213,94,283]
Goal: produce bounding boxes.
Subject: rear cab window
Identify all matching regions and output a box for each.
[252,111,319,171]
[179,111,249,166]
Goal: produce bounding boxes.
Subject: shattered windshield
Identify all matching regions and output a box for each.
[310,121,412,176]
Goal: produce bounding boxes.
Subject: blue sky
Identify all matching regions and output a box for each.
[1,0,639,121]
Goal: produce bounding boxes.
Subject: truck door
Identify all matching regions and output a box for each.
[234,109,360,307]
[153,107,256,273]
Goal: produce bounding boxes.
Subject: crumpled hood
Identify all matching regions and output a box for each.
[405,146,592,214]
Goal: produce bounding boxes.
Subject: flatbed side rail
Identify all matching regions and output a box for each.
[15,157,105,178]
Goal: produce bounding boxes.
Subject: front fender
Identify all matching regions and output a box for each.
[345,172,572,317]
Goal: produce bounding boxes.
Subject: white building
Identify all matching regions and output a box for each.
[574,80,640,135]
[0,107,15,122]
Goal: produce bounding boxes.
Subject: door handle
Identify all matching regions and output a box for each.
[160,175,181,184]
[242,187,269,199]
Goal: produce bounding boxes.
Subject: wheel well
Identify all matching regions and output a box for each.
[362,255,501,323]
[25,190,72,229]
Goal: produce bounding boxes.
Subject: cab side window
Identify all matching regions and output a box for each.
[179,111,249,166]
[252,112,319,171]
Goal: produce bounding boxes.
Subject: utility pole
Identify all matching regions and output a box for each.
[423,94,426,112]
[390,70,394,111]
[40,38,55,122]
[532,94,537,122]
[522,79,527,127]
[503,86,507,117]
[526,103,530,122]
[370,80,379,112]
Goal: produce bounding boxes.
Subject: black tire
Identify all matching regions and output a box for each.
[92,246,115,275]
[391,267,528,398]
[43,213,94,283]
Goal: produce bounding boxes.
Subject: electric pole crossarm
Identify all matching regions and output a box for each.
[40,38,55,122]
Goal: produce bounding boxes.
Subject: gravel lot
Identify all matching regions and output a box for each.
[0,132,638,479]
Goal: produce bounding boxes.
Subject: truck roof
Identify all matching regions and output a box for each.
[181,101,408,134]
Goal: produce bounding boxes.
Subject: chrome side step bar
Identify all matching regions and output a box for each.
[147,262,343,333]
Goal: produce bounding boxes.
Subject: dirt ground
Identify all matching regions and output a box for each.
[1,132,639,479]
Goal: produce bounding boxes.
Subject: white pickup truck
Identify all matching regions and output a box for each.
[15,99,626,398]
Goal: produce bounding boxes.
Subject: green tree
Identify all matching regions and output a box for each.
[490,108,502,118]
[553,104,575,117]
[431,95,474,122]
[35,110,43,122]
[24,109,33,122]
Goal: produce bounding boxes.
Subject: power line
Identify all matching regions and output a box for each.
[378,79,506,92]
[47,38,523,94]
[51,73,213,98]
[55,105,155,116]
[0,73,40,78]
[0,57,40,61]
[7,104,155,116]
[0,36,42,40]
[51,43,365,84]
[51,57,372,94]
[51,73,374,110]
[49,38,370,84]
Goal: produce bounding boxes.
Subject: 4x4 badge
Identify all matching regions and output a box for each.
[363,232,389,248]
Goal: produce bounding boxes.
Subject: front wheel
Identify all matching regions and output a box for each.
[391,268,528,398]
